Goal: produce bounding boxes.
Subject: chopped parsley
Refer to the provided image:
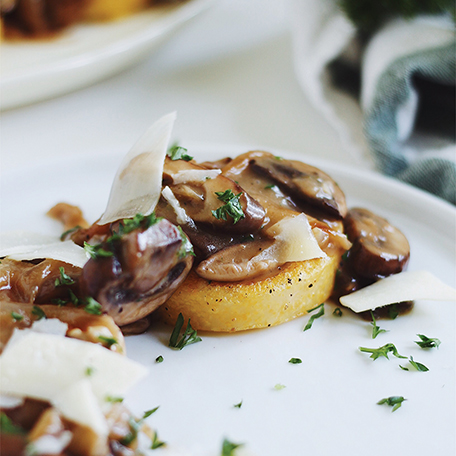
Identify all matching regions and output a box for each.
[333,307,343,317]
[11,311,23,322]
[0,412,25,435]
[168,313,202,350]
[359,343,407,360]
[233,400,243,409]
[120,407,160,447]
[60,225,81,241]
[32,305,46,320]
[83,297,102,315]
[167,145,193,161]
[117,213,160,236]
[106,396,124,403]
[155,355,164,363]
[370,311,388,339]
[55,267,75,287]
[288,358,302,364]
[221,438,243,456]
[415,334,441,349]
[151,432,166,450]
[85,366,95,376]
[177,226,195,258]
[84,241,114,260]
[98,335,118,348]
[303,303,324,331]
[400,356,429,372]
[212,190,245,224]
[274,384,286,390]
[377,396,406,412]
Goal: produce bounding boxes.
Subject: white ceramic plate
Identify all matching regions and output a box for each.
[1,144,455,456]
[0,0,212,111]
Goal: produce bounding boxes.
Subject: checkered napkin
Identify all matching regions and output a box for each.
[290,0,456,204]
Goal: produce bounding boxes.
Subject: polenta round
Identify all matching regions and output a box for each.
[157,253,341,332]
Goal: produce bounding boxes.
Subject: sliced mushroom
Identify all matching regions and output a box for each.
[80,218,193,326]
[249,151,347,219]
[196,238,277,282]
[163,156,266,234]
[344,207,410,280]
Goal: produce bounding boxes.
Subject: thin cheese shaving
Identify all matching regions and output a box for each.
[340,270,456,313]
[171,168,221,184]
[98,112,176,225]
[161,186,195,227]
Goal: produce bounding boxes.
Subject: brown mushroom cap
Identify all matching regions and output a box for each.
[80,218,193,326]
[344,207,410,280]
[248,152,348,219]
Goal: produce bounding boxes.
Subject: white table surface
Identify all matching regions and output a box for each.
[0,0,369,177]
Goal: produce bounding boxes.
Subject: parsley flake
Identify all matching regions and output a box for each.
[377,396,406,412]
[98,335,118,348]
[289,358,302,364]
[221,438,243,456]
[401,356,429,372]
[155,355,164,363]
[274,383,286,391]
[359,343,407,360]
[415,334,441,349]
[212,190,245,224]
[83,297,102,315]
[32,305,46,320]
[0,412,25,435]
[168,313,202,350]
[333,307,343,317]
[84,241,114,260]
[177,226,195,258]
[11,311,23,322]
[303,303,324,331]
[370,311,388,339]
[151,432,166,450]
[167,145,193,161]
[233,400,243,408]
[55,267,75,287]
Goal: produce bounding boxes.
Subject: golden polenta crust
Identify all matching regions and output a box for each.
[83,0,150,21]
[157,253,341,332]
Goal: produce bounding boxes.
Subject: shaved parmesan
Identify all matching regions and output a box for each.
[340,270,456,313]
[161,186,194,226]
[54,380,107,435]
[0,231,88,268]
[0,331,148,430]
[27,431,73,455]
[266,213,327,263]
[98,112,176,225]
[171,168,221,184]
[0,231,58,256]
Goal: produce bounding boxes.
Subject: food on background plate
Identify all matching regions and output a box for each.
[1,112,455,453]
[0,0,186,40]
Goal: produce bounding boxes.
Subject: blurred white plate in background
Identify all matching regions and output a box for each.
[0,0,213,111]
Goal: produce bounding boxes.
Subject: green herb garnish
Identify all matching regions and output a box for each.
[155,355,164,363]
[32,305,46,320]
[55,267,75,287]
[221,438,243,456]
[212,190,245,224]
[333,307,343,317]
[415,334,441,349]
[303,303,324,331]
[289,358,302,364]
[359,343,406,360]
[84,241,114,260]
[377,396,406,412]
[11,311,23,322]
[233,400,243,408]
[151,432,166,450]
[167,145,193,161]
[177,226,195,258]
[274,384,286,390]
[85,366,95,376]
[98,335,118,348]
[400,356,429,372]
[83,297,102,315]
[370,311,388,339]
[168,313,202,350]
[118,213,159,236]
[0,412,25,435]
[106,396,124,403]
[60,225,81,241]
